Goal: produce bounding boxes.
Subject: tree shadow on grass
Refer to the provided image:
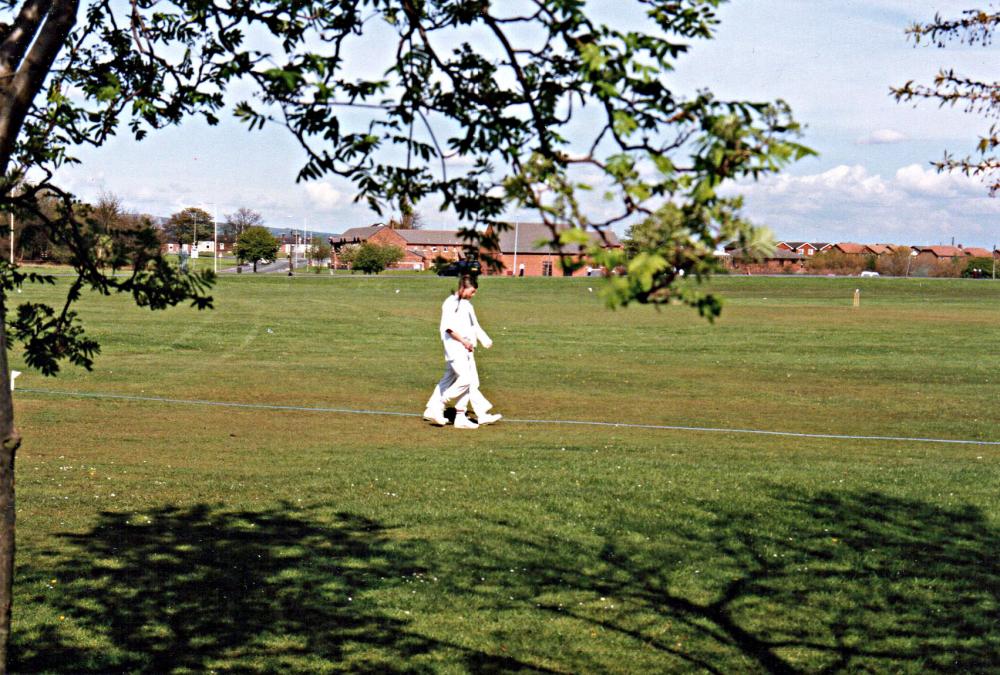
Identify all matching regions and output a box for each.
[12,504,547,673]
[436,489,1000,673]
[11,491,1000,672]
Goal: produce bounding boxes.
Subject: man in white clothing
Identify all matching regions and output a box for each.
[423,274,502,429]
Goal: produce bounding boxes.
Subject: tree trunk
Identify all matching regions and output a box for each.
[0,315,20,673]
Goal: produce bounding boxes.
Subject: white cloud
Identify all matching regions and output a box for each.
[893,163,983,197]
[304,182,344,210]
[728,163,999,246]
[743,165,895,203]
[857,129,907,145]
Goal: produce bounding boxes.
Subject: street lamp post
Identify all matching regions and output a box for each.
[212,204,218,274]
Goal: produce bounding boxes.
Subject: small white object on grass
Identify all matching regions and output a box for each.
[9,370,20,391]
[395,289,400,293]
[588,287,593,292]
[266,328,273,334]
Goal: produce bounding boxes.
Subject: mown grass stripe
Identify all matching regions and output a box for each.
[19,387,1000,447]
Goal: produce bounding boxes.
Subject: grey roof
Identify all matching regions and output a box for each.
[770,249,807,259]
[491,222,621,254]
[331,226,385,244]
[395,229,467,246]
[730,248,806,260]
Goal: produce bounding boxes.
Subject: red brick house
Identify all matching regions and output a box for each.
[727,248,806,273]
[777,242,829,256]
[480,222,622,276]
[912,245,966,265]
[330,225,467,270]
[832,242,868,256]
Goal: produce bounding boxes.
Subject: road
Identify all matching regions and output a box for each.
[219,258,314,274]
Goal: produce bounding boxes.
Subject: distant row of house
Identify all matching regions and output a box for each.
[162,225,997,277]
[329,222,622,276]
[726,241,998,273]
[161,222,622,276]
[772,241,995,259]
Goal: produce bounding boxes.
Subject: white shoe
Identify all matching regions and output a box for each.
[423,408,448,426]
[476,412,503,426]
[454,414,479,430]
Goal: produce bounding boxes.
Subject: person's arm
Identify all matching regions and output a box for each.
[474,325,492,349]
[446,328,475,352]
[469,305,492,348]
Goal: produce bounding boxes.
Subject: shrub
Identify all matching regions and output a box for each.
[428,255,451,274]
[926,258,964,278]
[352,242,404,274]
[962,256,994,278]
[806,251,867,275]
[875,249,912,277]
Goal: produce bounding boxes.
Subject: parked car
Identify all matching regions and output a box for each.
[860,270,880,278]
[437,259,481,276]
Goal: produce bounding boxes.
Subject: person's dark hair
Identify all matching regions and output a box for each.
[457,273,478,291]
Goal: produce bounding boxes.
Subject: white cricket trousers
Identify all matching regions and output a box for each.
[427,351,492,416]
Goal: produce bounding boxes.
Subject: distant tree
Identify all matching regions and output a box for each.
[83,193,153,267]
[222,208,264,243]
[892,10,999,194]
[387,209,424,230]
[234,226,279,273]
[352,242,404,275]
[806,251,868,276]
[165,208,214,246]
[875,249,913,277]
[12,190,71,262]
[336,243,360,270]
[308,237,331,268]
[89,191,124,232]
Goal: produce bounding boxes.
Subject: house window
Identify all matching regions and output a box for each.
[542,260,552,276]
[431,246,437,252]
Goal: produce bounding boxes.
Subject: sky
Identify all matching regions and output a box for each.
[52,1,999,247]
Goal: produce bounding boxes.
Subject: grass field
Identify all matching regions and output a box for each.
[8,273,1000,672]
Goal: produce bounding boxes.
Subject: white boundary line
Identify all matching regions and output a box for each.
[17,387,1000,447]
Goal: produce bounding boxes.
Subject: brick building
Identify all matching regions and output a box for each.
[727,248,806,273]
[911,245,967,266]
[831,242,868,256]
[330,225,468,270]
[480,222,622,276]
